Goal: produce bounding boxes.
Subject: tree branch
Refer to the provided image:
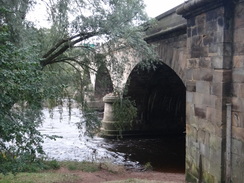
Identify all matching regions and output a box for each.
[40,32,97,67]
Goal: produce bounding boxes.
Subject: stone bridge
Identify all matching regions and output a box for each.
[87,0,244,182]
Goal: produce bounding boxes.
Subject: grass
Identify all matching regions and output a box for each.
[104,179,178,183]
[59,161,101,172]
[0,160,100,183]
[0,172,80,183]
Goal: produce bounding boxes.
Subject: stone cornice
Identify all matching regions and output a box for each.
[176,0,225,18]
[144,23,186,42]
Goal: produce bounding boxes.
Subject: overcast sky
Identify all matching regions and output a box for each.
[27,1,186,27]
[144,0,185,17]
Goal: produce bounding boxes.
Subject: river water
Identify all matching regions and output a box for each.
[39,107,185,173]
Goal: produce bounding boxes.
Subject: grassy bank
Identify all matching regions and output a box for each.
[0,161,184,183]
[0,160,123,183]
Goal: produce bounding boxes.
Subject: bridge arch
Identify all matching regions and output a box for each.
[124,61,186,135]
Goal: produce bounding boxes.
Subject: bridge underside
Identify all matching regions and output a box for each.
[125,62,186,136]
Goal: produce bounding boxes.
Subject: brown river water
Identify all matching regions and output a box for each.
[39,107,185,173]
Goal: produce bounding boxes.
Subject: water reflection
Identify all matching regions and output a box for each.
[39,107,185,173]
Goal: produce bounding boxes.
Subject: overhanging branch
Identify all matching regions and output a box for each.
[40,32,97,67]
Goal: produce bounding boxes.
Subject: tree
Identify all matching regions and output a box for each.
[0,0,155,173]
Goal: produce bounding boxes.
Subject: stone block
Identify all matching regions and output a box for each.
[187,27,191,37]
[231,153,244,183]
[213,69,232,83]
[206,20,217,33]
[209,135,223,153]
[234,3,244,29]
[193,92,204,105]
[215,31,224,43]
[192,69,201,80]
[210,82,231,97]
[232,126,244,142]
[232,112,244,128]
[186,91,194,103]
[199,57,211,68]
[232,83,239,97]
[213,109,225,128]
[199,68,213,81]
[206,107,216,122]
[194,105,206,119]
[197,118,215,135]
[187,58,199,69]
[234,42,244,55]
[185,68,193,80]
[223,43,233,57]
[233,55,244,68]
[190,36,209,58]
[231,138,244,155]
[196,81,211,94]
[206,10,218,22]
[211,56,224,69]
[217,17,224,27]
[186,80,196,92]
[203,35,214,46]
[234,28,244,45]
[232,97,244,112]
[232,68,244,83]
[192,27,198,36]
[223,56,233,69]
[188,17,196,27]
[202,94,216,107]
[209,42,218,54]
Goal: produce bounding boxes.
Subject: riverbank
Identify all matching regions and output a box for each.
[0,161,185,183]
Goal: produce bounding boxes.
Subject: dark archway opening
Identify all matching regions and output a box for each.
[125,62,185,135]
[122,62,186,172]
[94,65,113,100]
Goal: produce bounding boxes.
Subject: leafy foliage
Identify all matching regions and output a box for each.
[0,0,155,174]
[113,97,137,137]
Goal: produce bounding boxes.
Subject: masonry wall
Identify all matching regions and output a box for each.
[183,2,234,182]
[231,1,244,182]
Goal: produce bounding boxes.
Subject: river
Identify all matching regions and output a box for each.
[39,107,185,173]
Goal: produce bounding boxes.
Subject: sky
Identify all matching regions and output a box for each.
[27,0,186,28]
[144,0,185,18]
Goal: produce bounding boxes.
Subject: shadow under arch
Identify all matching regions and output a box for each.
[125,61,186,136]
[94,64,113,100]
[122,61,186,172]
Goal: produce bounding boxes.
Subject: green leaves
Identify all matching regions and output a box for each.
[113,97,137,136]
[0,26,57,175]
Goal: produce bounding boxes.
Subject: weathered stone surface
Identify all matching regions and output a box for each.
[101,1,243,183]
[187,58,199,68]
[232,138,244,155]
[232,112,244,128]
[232,68,244,83]
[196,80,211,94]
[232,97,244,112]
[206,9,218,22]
[231,153,244,183]
[194,105,206,119]
[186,80,196,92]
[210,82,231,97]
[206,107,216,122]
[199,68,213,81]
[234,3,244,28]
[186,91,194,103]
[232,126,244,142]
[213,69,232,83]
[211,56,224,69]
[199,57,211,68]
[233,55,244,68]
[234,42,244,55]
